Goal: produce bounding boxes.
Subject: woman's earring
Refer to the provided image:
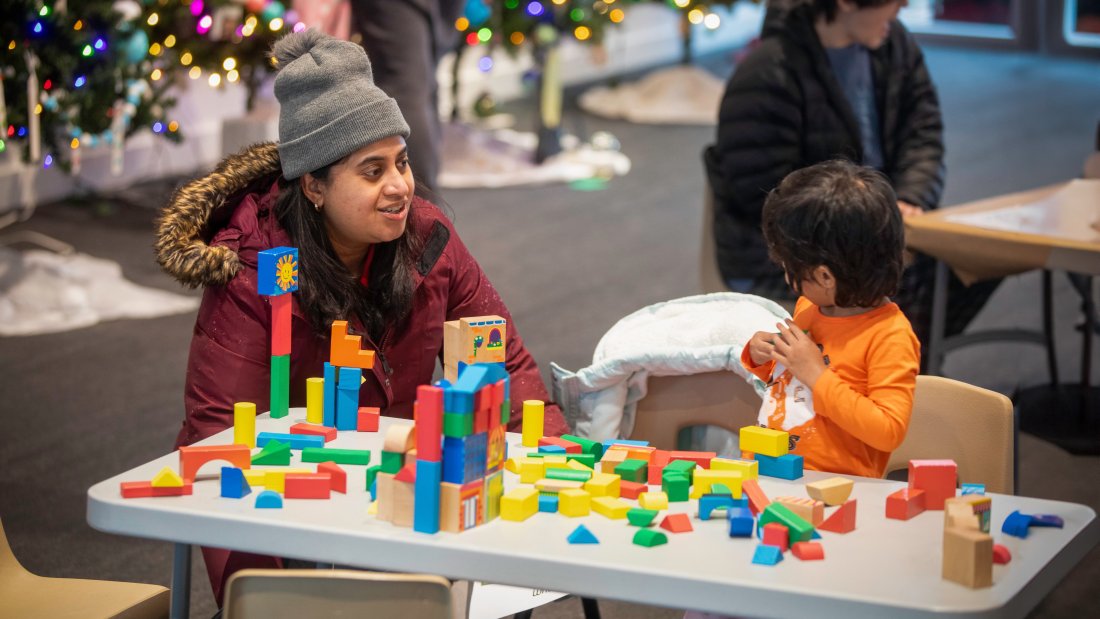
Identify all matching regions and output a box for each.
[313,202,321,212]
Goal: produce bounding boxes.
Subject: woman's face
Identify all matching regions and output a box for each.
[838,0,907,49]
[307,136,414,251]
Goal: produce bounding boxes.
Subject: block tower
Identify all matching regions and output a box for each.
[323,320,376,430]
[257,247,299,418]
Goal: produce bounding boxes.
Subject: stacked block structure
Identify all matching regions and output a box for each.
[257,246,299,419]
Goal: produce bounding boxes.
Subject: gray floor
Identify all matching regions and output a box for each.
[1,44,1098,619]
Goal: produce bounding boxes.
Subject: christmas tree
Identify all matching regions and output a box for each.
[1,0,179,173]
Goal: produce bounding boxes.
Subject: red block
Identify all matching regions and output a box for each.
[357,407,380,433]
[120,481,194,498]
[791,541,825,561]
[669,450,717,469]
[908,459,957,510]
[270,294,292,356]
[317,461,347,494]
[818,499,857,534]
[761,522,789,552]
[474,392,490,434]
[886,487,926,520]
[414,385,442,460]
[488,381,503,429]
[741,479,771,516]
[992,544,1012,565]
[394,464,416,483]
[284,473,331,499]
[619,480,647,500]
[290,422,337,442]
[179,444,250,482]
[659,513,694,534]
[648,450,671,485]
[539,436,582,454]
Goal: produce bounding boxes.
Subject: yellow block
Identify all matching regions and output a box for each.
[264,468,313,493]
[243,470,267,488]
[367,501,378,515]
[150,466,183,488]
[740,426,788,458]
[504,457,522,474]
[541,455,568,464]
[592,496,630,519]
[519,459,547,484]
[543,459,572,472]
[233,402,257,449]
[501,486,539,521]
[690,469,743,499]
[638,491,669,511]
[535,478,584,493]
[567,459,593,472]
[711,457,759,480]
[521,400,544,448]
[305,377,324,425]
[584,473,621,498]
[558,488,591,517]
[805,477,854,506]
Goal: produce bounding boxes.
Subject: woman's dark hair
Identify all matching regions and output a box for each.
[274,161,422,340]
[812,0,899,22]
[762,159,904,308]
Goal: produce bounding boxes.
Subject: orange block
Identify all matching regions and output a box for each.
[659,513,694,534]
[669,450,716,469]
[647,450,671,485]
[791,541,825,561]
[394,464,416,483]
[329,320,376,369]
[741,478,770,516]
[619,480,647,500]
[886,487,926,521]
[290,422,337,442]
[818,499,857,534]
[120,481,194,498]
[357,407,380,432]
[178,444,251,482]
[316,461,347,494]
[761,522,788,552]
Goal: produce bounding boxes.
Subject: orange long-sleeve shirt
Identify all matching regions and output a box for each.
[741,297,920,478]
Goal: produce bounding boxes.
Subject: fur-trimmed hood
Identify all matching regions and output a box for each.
[154,142,282,288]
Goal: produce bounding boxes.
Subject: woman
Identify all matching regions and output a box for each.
[154,29,568,606]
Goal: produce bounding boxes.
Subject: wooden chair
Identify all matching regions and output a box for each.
[886,375,1015,495]
[223,569,453,619]
[0,516,169,619]
[631,371,761,450]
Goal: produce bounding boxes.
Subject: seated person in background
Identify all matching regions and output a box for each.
[742,160,919,478]
[154,28,567,608]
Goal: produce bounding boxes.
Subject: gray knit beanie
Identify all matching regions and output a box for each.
[271,29,410,180]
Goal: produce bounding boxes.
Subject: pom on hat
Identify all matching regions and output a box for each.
[270,28,327,70]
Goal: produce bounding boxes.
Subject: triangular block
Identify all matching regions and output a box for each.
[752,544,784,566]
[252,440,291,466]
[150,466,184,488]
[394,464,417,483]
[818,499,857,534]
[659,513,694,534]
[220,467,251,499]
[568,524,599,544]
[317,461,347,494]
[627,508,658,527]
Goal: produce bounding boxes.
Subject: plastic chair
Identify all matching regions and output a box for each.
[0,516,168,619]
[700,183,729,294]
[222,569,453,619]
[631,371,761,450]
[885,375,1015,495]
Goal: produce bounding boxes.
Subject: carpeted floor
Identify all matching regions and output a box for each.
[0,44,1098,619]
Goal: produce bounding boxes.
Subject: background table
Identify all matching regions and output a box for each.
[88,412,1099,619]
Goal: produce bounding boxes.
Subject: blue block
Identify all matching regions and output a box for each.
[414,460,443,534]
[257,247,298,296]
[336,367,362,431]
[465,432,487,481]
[755,453,804,480]
[728,507,755,537]
[451,365,492,413]
[567,524,599,544]
[220,467,251,499]
[752,544,784,566]
[370,479,377,501]
[538,444,567,455]
[257,432,324,450]
[811,530,822,540]
[961,483,985,496]
[539,493,559,513]
[255,490,283,509]
[442,436,469,484]
[433,379,452,390]
[602,439,650,452]
[1002,511,1032,538]
[699,494,737,520]
[323,362,337,427]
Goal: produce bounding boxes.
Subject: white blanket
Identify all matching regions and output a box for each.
[550,293,791,441]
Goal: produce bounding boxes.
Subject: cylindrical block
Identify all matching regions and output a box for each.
[521,400,545,447]
[306,377,324,424]
[234,402,257,448]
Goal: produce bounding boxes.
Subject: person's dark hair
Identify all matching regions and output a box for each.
[762,159,903,308]
[274,160,422,340]
[812,0,898,22]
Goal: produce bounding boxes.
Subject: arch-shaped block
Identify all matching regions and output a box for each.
[179,444,251,482]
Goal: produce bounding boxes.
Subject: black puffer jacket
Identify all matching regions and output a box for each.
[703,4,944,281]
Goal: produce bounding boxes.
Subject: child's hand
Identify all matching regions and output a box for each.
[771,319,827,388]
[747,331,777,366]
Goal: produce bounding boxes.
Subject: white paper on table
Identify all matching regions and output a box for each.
[943,179,1100,244]
[467,581,568,619]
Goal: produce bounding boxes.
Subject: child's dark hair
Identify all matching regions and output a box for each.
[812,0,900,22]
[762,159,904,308]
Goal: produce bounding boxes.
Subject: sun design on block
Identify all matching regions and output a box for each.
[275,254,298,291]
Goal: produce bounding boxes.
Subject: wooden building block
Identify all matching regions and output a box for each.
[254,490,283,508]
[943,526,993,588]
[568,524,599,544]
[627,508,659,527]
[305,377,324,424]
[519,458,547,484]
[759,503,814,543]
[619,480,647,500]
[323,362,336,427]
[755,453,803,480]
[558,488,592,517]
[761,522,789,551]
[392,477,416,528]
[633,529,668,548]
[252,440,291,466]
[776,496,825,526]
[269,354,290,419]
[669,450,716,469]
[535,478,585,493]
[414,459,443,534]
[270,293,292,356]
[257,432,324,451]
[150,466,184,488]
[290,422,337,443]
[415,385,444,461]
[521,400,544,448]
[376,472,395,522]
[218,466,251,499]
[945,495,992,533]
[752,544,783,565]
[739,426,789,458]
[316,461,347,493]
[910,459,958,510]
[440,482,462,532]
[329,320,376,369]
[561,434,603,459]
[659,513,694,534]
[992,544,1012,565]
[886,487,927,521]
[501,486,539,522]
[818,499,857,534]
[592,496,631,519]
[262,468,313,493]
[257,246,298,296]
[690,469,744,499]
[791,541,825,561]
[301,447,372,466]
[805,477,854,506]
[284,473,331,499]
[357,407,380,433]
[233,402,256,448]
[741,479,771,516]
[638,491,669,511]
[584,473,621,498]
[647,450,671,485]
[546,468,592,483]
[444,316,507,366]
[539,436,582,454]
[120,481,193,498]
[601,449,630,474]
[383,424,417,453]
[179,444,251,482]
[710,457,758,480]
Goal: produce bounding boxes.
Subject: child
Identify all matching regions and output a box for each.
[742,159,920,478]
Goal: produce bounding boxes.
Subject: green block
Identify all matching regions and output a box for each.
[565,454,596,469]
[561,434,603,460]
[251,440,291,466]
[546,468,592,483]
[269,354,290,419]
[662,473,690,502]
[633,529,668,548]
[443,412,473,438]
[381,450,404,474]
[709,483,733,496]
[615,459,648,483]
[365,465,381,491]
[665,459,696,482]
[301,447,372,465]
[501,399,510,426]
[759,503,815,543]
[626,507,658,527]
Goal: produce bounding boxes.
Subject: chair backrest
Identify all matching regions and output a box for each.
[700,183,729,294]
[885,375,1014,495]
[631,371,761,450]
[223,569,453,619]
[0,516,27,578]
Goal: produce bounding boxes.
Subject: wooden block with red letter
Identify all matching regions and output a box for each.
[290,422,337,443]
[761,522,789,552]
[284,473,331,499]
[120,481,194,498]
[329,320,376,369]
[669,451,716,469]
[818,499,857,534]
[776,496,825,526]
[539,436,582,454]
[791,541,825,561]
[741,478,770,516]
[316,461,346,494]
[909,460,957,510]
[659,513,694,534]
[415,385,443,461]
[179,444,251,482]
[886,487,926,520]
[943,526,993,588]
[357,407,380,432]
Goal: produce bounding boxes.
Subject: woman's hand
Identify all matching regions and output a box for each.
[771,319,827,388]
[747,331,778,366]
